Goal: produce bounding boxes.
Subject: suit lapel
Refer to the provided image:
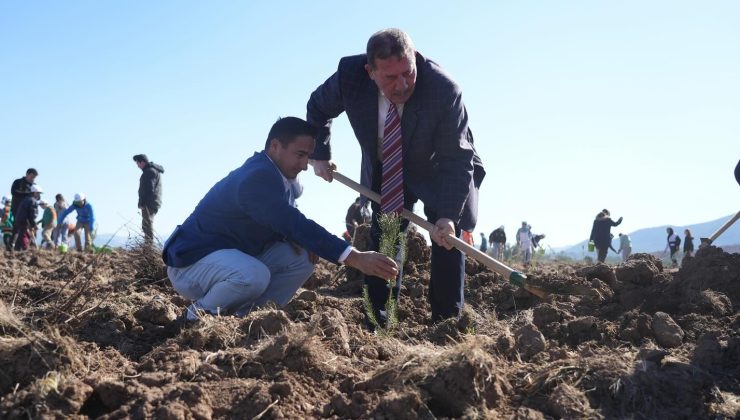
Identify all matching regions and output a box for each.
[357,80,379,161]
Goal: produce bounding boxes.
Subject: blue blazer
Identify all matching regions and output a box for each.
[307,52,485,230]
[163,151,348,268]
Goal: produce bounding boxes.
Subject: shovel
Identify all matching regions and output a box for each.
[325,170,549,299]
[700,210,740,248]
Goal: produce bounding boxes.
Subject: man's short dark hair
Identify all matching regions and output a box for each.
[133,154,149,163]
[265,117,318,150]
[366,28,415,69]
[26,168,38,176]
[56,194,64,201]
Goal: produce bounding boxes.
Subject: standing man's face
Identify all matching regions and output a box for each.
[136,161,146,169]
[365,55,417,104]
[26,174,36,183]
[269,136,316,180]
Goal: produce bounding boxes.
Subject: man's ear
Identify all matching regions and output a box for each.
[269,138,280,151]
[364,63,374,81]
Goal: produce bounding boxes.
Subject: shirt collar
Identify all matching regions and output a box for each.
[265,153,300,206]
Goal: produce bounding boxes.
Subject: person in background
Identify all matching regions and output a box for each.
[478,232,487,253]
[10,168,37,218]
[12,185,42,251]
[489,225,506,261]
[460,230,473,246]
[683,229,694,258]
[133,154,165,246]
[516,221,533,267]
[617,233,632,262]
[664,227,681,268]
[52,194,70,247]
[38,200,57,249]
[345,197,365,239]
[1,196,13,251]
[530,225,546,249]
[589,209,623,263]
[57,193,95,252]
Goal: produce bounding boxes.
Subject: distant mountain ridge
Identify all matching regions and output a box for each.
[556,213,740,257]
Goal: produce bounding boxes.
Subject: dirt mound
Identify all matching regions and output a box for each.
[674,246,740,309]
[1,246,738,418]
[359,337,511,417]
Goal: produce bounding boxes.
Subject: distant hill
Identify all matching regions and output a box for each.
[95,232,140,249]
[555,213,740,257]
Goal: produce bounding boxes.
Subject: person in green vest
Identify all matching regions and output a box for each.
[39,200,57,249]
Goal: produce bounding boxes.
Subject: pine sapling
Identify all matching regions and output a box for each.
[362,212,406,334]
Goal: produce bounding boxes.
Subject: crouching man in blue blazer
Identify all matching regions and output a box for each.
[163,117,397,322]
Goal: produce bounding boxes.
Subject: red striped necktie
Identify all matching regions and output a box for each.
[381,103,404,214]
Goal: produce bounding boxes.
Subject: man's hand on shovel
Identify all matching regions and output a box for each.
[431,218,456,250]
[344,250,399,280]
[310,159,337,182]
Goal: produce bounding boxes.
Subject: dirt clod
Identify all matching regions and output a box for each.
[515,323,547,359]
[652,311,684,348]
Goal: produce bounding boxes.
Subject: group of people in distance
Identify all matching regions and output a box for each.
[473,223,544,268]
[2,168,95,253]
[590,209,696,268]
[2,155,164,253]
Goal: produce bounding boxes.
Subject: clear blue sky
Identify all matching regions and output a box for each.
[2,1,739,247]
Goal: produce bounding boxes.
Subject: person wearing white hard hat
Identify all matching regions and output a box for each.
[57,193,96,252]
[11,184,42,251]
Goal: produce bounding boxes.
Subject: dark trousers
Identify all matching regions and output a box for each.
[142,206,157,244]
[12,222,30,251]
[364,193,465,324]
[669,245,679,266]
[596,245,608,263]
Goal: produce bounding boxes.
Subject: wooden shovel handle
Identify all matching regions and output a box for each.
[332,172,516,279]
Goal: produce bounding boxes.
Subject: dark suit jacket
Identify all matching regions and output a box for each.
[589,217,622,248]
[163,151,348,268]
[307,52,485,230]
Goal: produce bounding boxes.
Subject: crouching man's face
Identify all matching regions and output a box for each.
[269,135,316,180]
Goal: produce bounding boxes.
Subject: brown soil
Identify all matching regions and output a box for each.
[0,242,738,419]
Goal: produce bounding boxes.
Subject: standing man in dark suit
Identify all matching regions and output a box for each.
[307,29,485,326]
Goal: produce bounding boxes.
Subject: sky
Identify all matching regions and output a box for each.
[1,1,739,248]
